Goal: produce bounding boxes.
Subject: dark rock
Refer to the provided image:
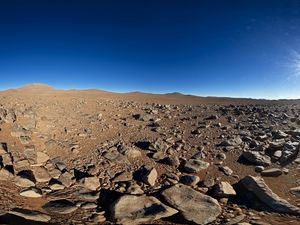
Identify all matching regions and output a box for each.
[42,199,77,214]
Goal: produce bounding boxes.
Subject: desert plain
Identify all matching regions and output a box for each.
[0,84,299,225]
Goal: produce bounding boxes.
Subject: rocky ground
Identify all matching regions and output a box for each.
[0,84,300,225]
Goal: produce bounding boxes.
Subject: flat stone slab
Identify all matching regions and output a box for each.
[242,151,271,166]
[290,186,300,197]
[110,194,178,225]
[32,166,51,183]
[183,159,210,173]
[42,199,77,214]
[20,187,42,198]
[161,184,221,225]
[261,168,282,177]
[8,208,51,222]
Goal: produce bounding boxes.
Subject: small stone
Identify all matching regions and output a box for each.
[8,208,51,222]
[1,153,13,166]
[152,151,165,160]
[216,153,226,161]
[123,148,142,158]
[126,183,144,195]
[142,168,158,186]
[134,113,154,122]
[82,176,100,191]
[206,115,219,120]
[20,136,31,145]
[219,166,233,176]
[202,177,215,188]
[255,166,265,173]
[113,171,133,183]
[91,212,106,223]
[226,214,246,225]
[59,171,74,187]
[0,167,14,180]
[74,190,100,201]
[14,159,30,171]
[24,145,36,164]
[183,159,210,173]
[261,168,282,177]
[219,136,242,146]
[20,187,42,198]
[81,202,98,209]
[273,150,282,158]
[36,152,50,164]
[43,199,77,214]
[290,186,300,197]
[52,158,67,171]
[49,179,65,190]
[273,130,288,139]
[49,183,65,190]
[282,168,289,174]
[212,181,236,198]
[45,162,61,179]
[32,166,51,183]
[180,175,200,186]
[164,155,180,167]
[14,170,36,187]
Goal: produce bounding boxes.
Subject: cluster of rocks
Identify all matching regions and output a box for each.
[0,93,300,224]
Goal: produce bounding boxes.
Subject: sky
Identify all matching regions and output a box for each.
[0,0,300,99]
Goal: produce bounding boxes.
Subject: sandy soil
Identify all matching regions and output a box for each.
[0,84,299,225]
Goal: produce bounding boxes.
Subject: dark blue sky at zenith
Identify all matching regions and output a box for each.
[0,0,300,99]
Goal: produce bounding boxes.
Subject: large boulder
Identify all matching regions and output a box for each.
[238,176,300,215]
[110,195,178,225]
[161,184,221,225]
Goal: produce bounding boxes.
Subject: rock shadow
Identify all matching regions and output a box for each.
[0,214,50,225]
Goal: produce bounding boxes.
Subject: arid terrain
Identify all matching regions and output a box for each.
[0,84,300,225]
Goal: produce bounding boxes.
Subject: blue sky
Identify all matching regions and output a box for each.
[0,0,300,99]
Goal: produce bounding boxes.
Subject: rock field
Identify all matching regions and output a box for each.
[0,84,300,225]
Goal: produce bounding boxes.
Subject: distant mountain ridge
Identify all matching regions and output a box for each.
[0,83,299,102]
[20,83,56,90]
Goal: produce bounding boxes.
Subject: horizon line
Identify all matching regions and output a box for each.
[0,83,299,101]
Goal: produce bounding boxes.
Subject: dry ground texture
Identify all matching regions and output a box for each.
[0,84,300,225]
